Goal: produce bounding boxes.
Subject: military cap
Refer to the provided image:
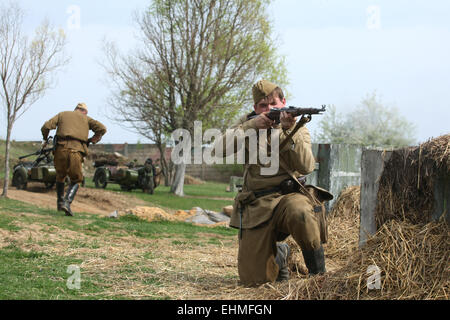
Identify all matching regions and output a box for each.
[252,80,278,104]
[76,102,88,112]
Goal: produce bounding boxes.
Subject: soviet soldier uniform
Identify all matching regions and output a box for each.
[217,80,332,286]
[146,158,157,186]
[41,103,107,216]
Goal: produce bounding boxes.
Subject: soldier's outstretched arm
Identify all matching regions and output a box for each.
[41,114,60,140]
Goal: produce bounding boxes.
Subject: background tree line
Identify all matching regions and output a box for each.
[314,92,416,148]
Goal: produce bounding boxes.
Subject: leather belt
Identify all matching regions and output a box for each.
[57,135,87,144]
[253,176,306,199]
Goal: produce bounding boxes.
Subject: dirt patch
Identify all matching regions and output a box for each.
[3,183,147,216]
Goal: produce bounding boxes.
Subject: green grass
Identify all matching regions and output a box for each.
[0,196,237,299]
[0,243,106,299]
[0,213,22,232]
[84,179,237,212]
[0,197,237,240]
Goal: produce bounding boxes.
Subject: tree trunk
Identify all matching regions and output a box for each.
[157,143,171,186]
[162,157,170,186]
[170,163,186,196]
[1,125,13,198]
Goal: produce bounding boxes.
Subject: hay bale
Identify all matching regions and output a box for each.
[184,175,205,185]
[376,134,450,227]
[329,186,360,219]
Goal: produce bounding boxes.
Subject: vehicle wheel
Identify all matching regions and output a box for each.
[44,181,55,189]
[94,170,108,189]
[12,170,27,190]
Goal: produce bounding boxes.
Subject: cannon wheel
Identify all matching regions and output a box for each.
[94,170,108,189]
[12,170,27,190]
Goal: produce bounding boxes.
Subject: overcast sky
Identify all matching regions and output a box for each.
[4,0,450,144]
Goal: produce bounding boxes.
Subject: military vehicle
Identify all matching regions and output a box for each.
[12,136,57,190]
[93,158,159,194]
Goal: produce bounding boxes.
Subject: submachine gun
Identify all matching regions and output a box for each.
[248,105,327,124]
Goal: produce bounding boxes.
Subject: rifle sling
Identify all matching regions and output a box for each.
[279,116,309,151]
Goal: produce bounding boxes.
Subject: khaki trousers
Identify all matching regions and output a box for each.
[238,192,321,286]
[54,146,84,183]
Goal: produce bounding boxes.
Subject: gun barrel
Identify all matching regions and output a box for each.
[287,105,326,114]
[19,151,39,160]
[18,147,54,160]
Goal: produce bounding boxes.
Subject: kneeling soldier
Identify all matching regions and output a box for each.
[215,80,333,286]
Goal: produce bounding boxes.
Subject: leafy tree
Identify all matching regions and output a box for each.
[0,3,69,197]
[315,93,416,148]
[102,0,288,196]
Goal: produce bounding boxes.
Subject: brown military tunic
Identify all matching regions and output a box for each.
[41,111,106,183]
[216,113,323,286]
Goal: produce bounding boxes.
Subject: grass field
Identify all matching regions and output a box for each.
[84,179,236,213]
[0,141,244,299]
[0,196,238,299]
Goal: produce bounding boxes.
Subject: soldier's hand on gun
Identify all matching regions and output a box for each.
[254,112,275,129]
[280,111,296,130]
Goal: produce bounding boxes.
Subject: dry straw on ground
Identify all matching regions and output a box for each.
[282,183,449,300]
[122,206,196,222]
[274,219,449,300]
[184,175,205,185]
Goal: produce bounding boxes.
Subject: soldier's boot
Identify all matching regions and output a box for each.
[56,182,65,211]
[302,245,326,275]
[61,183,79,217]
[275,243,291,281]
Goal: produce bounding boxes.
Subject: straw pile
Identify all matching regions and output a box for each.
[122,206,196,222]
[184,175,205,185]
[276,219,449,300]
[278,133,450,300]
[376,134,450,227]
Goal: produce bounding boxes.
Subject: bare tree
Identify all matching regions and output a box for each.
[103,0,287,196]
[0,3,69,197]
